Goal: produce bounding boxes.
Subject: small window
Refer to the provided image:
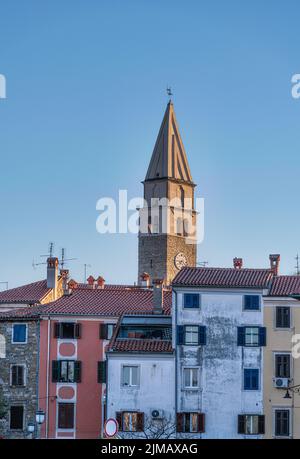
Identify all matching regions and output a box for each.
[275,409,290,437]
[59,361,75,383]
[12,324,27,344]
[10,406,24,430]
[122,366,139,387]
[52,360,81,383]
[275,354,290,378]
[183,294,200,309]
[244,295,260,311]
[244,369,259,390]
[244,327,259,346]
[183,368,199,389]
[54,322,81,339]
[11,365,25,387]
[177,412,205,433]
[276,307,290,328]
[58,403,74,429]
[119,412,144,432]
[184,326,199,345]
[107,324,115,340]
[238,414,265,435]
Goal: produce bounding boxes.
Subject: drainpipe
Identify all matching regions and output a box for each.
[36,320,41,438]
[174,289,178,436]
[45,317,51,439]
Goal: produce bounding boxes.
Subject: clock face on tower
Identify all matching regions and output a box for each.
[174,252,188,270]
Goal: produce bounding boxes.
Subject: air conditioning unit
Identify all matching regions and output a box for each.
[273,378,289,388]
[151,409,164,419]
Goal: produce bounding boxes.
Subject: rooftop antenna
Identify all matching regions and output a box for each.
[32,242,55,269]
[166,86,173,102]
[83,264,91,283]
[59,248,77,270]
[295,254,300,276]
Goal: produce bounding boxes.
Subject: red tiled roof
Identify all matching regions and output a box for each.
[0,287,172,319]
[108,338,173,353]
[0,280,51,304]
[172,267,273,288]
[269,276,300,296]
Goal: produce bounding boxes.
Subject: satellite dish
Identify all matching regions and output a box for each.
[104,418,118,438]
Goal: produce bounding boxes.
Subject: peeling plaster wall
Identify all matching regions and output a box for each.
[175,289,264,439]
[106,354,175,429]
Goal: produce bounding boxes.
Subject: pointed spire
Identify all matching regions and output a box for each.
[145,102,193,183]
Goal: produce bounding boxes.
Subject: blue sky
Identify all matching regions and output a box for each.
[0,0,300,288]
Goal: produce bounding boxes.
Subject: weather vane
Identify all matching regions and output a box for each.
[166,86,173,100]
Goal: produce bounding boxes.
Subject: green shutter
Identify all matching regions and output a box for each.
[98,361,106,383]
[74,361,82,383]
[52,361,60,382]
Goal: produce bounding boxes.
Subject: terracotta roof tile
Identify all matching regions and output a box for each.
[108,338,173,353]
[172,267,273,289]
[0,280,51,304]
[269,276,300,296]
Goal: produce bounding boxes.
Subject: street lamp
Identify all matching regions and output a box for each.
[35,410,45,439]
[282,384,300,399]
[27,422,35,439]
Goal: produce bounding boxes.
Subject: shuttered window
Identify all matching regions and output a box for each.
[243,295,260,310]
[176,412,205,433]
[10,406,24,430]
[183,294,200,309]
[276,307,291,328]
[238,415,265,435]
[237,327,266,347]
[52,360,81,383]
[275,354,290,378]
[177,325,206,345]
[244,369,259,390]
[53,323,82,339]
[58,403,75,429]
[99,323,115,340]
[11,365,25,387]
[119,412,144,432]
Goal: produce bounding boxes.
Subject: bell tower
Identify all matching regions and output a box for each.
[138,101,197,285]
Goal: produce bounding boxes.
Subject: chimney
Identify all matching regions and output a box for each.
[47,257,59,295]
[152,279,164,315]
[87,275,95,287]
[140,272,150,288]
[96,276,105,289]
[60,269,71,295]
[68,279,78,291]
[269,254,280,276]
[233,258,243,269]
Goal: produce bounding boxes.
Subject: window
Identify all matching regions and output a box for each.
[10,365,25,387]
[177,325,206,346]
[12,324,27,344]
[185,326,199,345]
[275,354,290,378]
[237,327,266,347]
[177,413,205,433]
[116,412,144,432]
[183,368,199,389]
[99,323,115,340]
[54,322,81,339]
[183,294,200,309]
[275,410,290,437]
[244,369,259,390]
[58,403,75,429]
[244,295,260,311]
[238,415,265,435]
[10,406,24,430]
[52,360,81,383]
[276,307,291,328]
[122,366,139,387]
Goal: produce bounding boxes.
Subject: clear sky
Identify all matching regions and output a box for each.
[1,0,300,289]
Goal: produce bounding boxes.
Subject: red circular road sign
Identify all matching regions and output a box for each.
[104,418,118,438]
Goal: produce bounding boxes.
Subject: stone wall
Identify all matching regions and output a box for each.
[0,320,39,439]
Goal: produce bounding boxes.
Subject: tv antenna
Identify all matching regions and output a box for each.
[166,86,173,100]
[83,264,91,283]
[32,242,55,269]
[295,254,300,276]
[59,248,77,269]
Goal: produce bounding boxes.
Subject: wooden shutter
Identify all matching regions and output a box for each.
[198,326,206,345]
[74,361,82,383]
[136,412,144,432]
[54,323,60,338]
[98,361,106,383]
[52,360,60,383]
[177,325,184,345]
[176,413,184,432]
[238,415,245,434]
[258,415,265,434]
[17,366,24,386]
[75,323,81,339]
[198,413,205,433]
[237,327,245,346]
[259,327,266,346]
[99,324,107,340]
[10,406,24,430]
[116,412,122,431]
[11,366,17,385]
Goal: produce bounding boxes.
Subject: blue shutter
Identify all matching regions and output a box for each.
[198,326,206,345]
[193,294,200,308]
[237,327,245,346]
[259,327,266,346]
[177,325,184,345]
